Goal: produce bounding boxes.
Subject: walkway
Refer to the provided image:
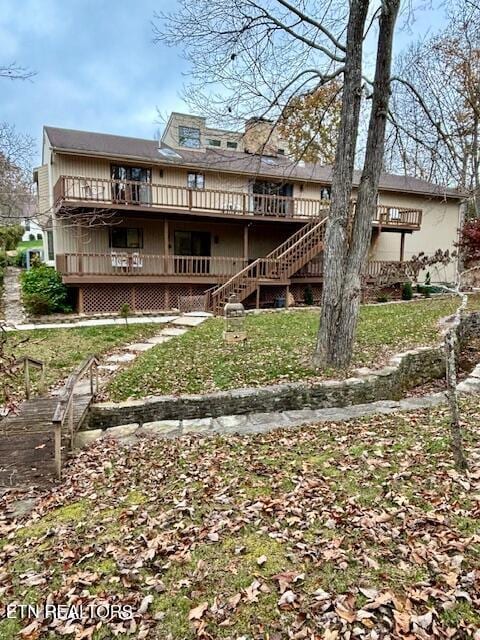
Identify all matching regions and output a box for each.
[2,267,25,326]
[4,312,211,332]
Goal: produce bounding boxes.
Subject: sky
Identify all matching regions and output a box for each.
[0,0,449,166]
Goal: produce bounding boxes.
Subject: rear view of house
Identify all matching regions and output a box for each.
[34,112,463,315]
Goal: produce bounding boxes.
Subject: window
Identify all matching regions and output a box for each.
[320,187,331,201]
[179,126,201,148]
[226,141,238,149]
[277,148,285,156]
[207,139,221,147]
[47,230,54,261]
[187,172,205,189]
[24,220,30,231]
[109,228,143,249]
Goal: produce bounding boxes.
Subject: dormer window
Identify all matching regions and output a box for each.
[207,138,221,147]
[277,148,285,156]
[227,141,238,149]
[179,126,201,148]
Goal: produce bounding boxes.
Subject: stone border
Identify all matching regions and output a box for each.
[87,311,480,431]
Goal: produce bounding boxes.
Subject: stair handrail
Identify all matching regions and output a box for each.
[52,354,100,479]
[274,216,328,262]
[210,217,329,312]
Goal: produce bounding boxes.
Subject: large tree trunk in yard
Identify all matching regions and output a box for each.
[313,0,369,366]
[314,0,400,368]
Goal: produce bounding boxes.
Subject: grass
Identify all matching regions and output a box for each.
[107,296,479,400]
[1,324,160,404]
[16,239,43,250]
[1,397,479,638]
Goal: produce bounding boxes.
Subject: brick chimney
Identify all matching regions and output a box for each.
[242,117,282,156]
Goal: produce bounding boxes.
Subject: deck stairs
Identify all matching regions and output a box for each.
[206,216,328,314]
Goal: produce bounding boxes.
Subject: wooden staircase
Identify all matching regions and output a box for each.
[206,217,328,314]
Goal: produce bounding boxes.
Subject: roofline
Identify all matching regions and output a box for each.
[46,144,464,202]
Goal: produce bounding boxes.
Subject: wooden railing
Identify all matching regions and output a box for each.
[5,356,46,400]
[371,205,422,229]
[295,258,422,282]
[57,253,248,278]
[52,355,99,479]
[208,217,328,313]
[54,175,329,220]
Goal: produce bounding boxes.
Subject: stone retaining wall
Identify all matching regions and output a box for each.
[87,311,480,431]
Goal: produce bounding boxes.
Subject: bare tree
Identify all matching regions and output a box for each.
[0,123,35,225]
[0,62,35,81]
[156,0,401,368]
[386,0,480,215]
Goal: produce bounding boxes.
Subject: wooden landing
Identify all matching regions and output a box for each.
[0,394,91,488]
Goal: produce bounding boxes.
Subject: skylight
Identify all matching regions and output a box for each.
[261,156,277,166]
[158,147,182,159]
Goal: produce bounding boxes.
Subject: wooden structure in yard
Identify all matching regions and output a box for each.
[0,355,99,488]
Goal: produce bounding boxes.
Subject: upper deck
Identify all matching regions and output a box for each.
[53,175,423,230]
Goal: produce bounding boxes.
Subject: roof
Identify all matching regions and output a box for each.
[44,126,463,200]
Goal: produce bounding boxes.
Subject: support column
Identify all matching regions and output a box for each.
[243,224,249,262]
[256,286,260,310]
[400,232,405,262]
[164,218,170,273]
[78,287,84,314]
[285,285,290,309]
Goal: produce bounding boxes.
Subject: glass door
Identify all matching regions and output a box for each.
[111,165,151,204]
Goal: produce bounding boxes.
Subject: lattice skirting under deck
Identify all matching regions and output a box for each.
[79,284,211,315]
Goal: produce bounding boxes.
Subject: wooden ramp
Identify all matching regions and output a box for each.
[0,356,99,489]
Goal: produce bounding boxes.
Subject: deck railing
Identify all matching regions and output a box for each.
[54,175,330,220]
[53,175,422,228]
[57,253,248,278]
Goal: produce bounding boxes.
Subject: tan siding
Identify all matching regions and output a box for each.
[373,194,460,281]
[36,165,50,218]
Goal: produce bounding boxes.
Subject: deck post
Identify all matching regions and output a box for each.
[164,218,169,274]
[256,286,260,310]
[78,288,84,314]
[39,363,46,395]
[243,225,249,261]
[24,358,30,400]
[400,232,405,262]
[285,285,290,309]
[54,422,62,480]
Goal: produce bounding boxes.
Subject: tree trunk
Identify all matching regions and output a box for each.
[313,0,369,366]
[314,0,400,368]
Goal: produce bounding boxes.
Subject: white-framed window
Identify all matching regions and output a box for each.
[227,141,238,149]
[207,138,221,147]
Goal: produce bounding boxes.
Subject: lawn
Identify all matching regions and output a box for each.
[16,239,43,250]
[0,398,478,638]
[1,324,160,404]
[107,296,479,400]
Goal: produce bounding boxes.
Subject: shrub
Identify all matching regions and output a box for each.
[401,282,413,300]
[303,285,314,306]
[119,303,132,327]
[376,295,390,303]
[21,264,71,315]
[15,249,27,268]
[0,224,24,251]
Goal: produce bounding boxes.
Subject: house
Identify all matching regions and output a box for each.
[33,112,464,315]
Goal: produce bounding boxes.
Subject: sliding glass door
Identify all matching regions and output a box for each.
[111,165,152,205]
